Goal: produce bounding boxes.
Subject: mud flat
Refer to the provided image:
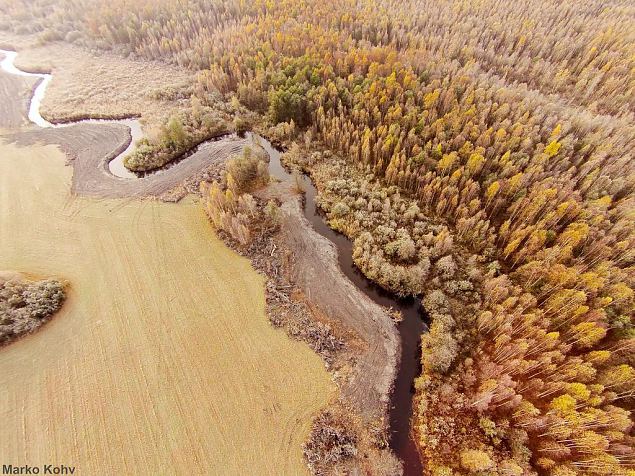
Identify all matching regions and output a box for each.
[9,123,248,199]
[0,61,35,129]
[0,139,334,475]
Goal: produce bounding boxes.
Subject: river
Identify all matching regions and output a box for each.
[0,49,426,475]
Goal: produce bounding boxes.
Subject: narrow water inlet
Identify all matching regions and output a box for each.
[0,49,138,179]
[255,135,427,475]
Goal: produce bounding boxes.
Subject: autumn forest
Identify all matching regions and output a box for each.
[1,0,633,475]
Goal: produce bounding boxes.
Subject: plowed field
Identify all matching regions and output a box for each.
[0,140,333,475]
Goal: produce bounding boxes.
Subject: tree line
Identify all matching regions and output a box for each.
[2,0,633,474]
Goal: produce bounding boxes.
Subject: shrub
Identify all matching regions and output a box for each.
[202,149,273,246]
[459,449,493,472]
[0,276,66,346]
[435,255,457,279]
[303,410,357,472]
[385,233,416,263]
[225,147,269,194]
[331,201,350,217]
[263,200,281,230]
[233,116,250,134]
[431,466,454,476]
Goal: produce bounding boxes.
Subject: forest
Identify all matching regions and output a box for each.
[1,0,633,474]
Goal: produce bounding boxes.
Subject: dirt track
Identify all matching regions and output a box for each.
[9,124,248,199]
[277,195,400,422]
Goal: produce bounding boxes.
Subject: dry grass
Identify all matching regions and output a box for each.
[0,140,334,475]
[0,31,190,131]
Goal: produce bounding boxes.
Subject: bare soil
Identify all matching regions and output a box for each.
[275,189,400,423]
[8,124,247,199]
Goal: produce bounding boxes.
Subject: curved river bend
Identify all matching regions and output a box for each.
[0,49,426,474]
[0,49,140,178]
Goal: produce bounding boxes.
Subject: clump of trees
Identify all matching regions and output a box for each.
[124,97,230,171]
[0,274,66,346]
[201,147,275,246]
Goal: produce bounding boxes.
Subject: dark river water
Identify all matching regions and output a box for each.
[255,135,427,475]
[0,46,426,473]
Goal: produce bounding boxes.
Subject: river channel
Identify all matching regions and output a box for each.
[0,49,426,474]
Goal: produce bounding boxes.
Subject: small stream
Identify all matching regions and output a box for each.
[1,49,426,474]
[256,136,427,475]
[0,49,140,179]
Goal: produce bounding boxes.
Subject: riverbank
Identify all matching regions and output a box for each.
[0,45,415,474]
[198,145,404,473]
[0,138,335,474]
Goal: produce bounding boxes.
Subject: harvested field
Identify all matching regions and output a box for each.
[0,140,334,475]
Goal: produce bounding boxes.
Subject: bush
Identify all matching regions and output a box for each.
[263,200,281,230]
[331,201,350,217]
[435,255,457,279]
[385,232,416,263]
[225,147,269,194]
[202,148,273,246]
[303,410,357,472]
[0,276,66,345]
[459,449,493,472]
[233,116,250,134]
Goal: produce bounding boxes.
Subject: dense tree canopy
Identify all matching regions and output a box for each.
[2,0,633,474]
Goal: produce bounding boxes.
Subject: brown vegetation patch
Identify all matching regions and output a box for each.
[0,271,66,347]
[0,31,191,132]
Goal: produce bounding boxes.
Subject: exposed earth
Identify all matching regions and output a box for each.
[0,43,403,474]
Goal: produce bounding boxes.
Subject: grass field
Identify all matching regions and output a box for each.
[0,140,333,475]
[0,31,190,131]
